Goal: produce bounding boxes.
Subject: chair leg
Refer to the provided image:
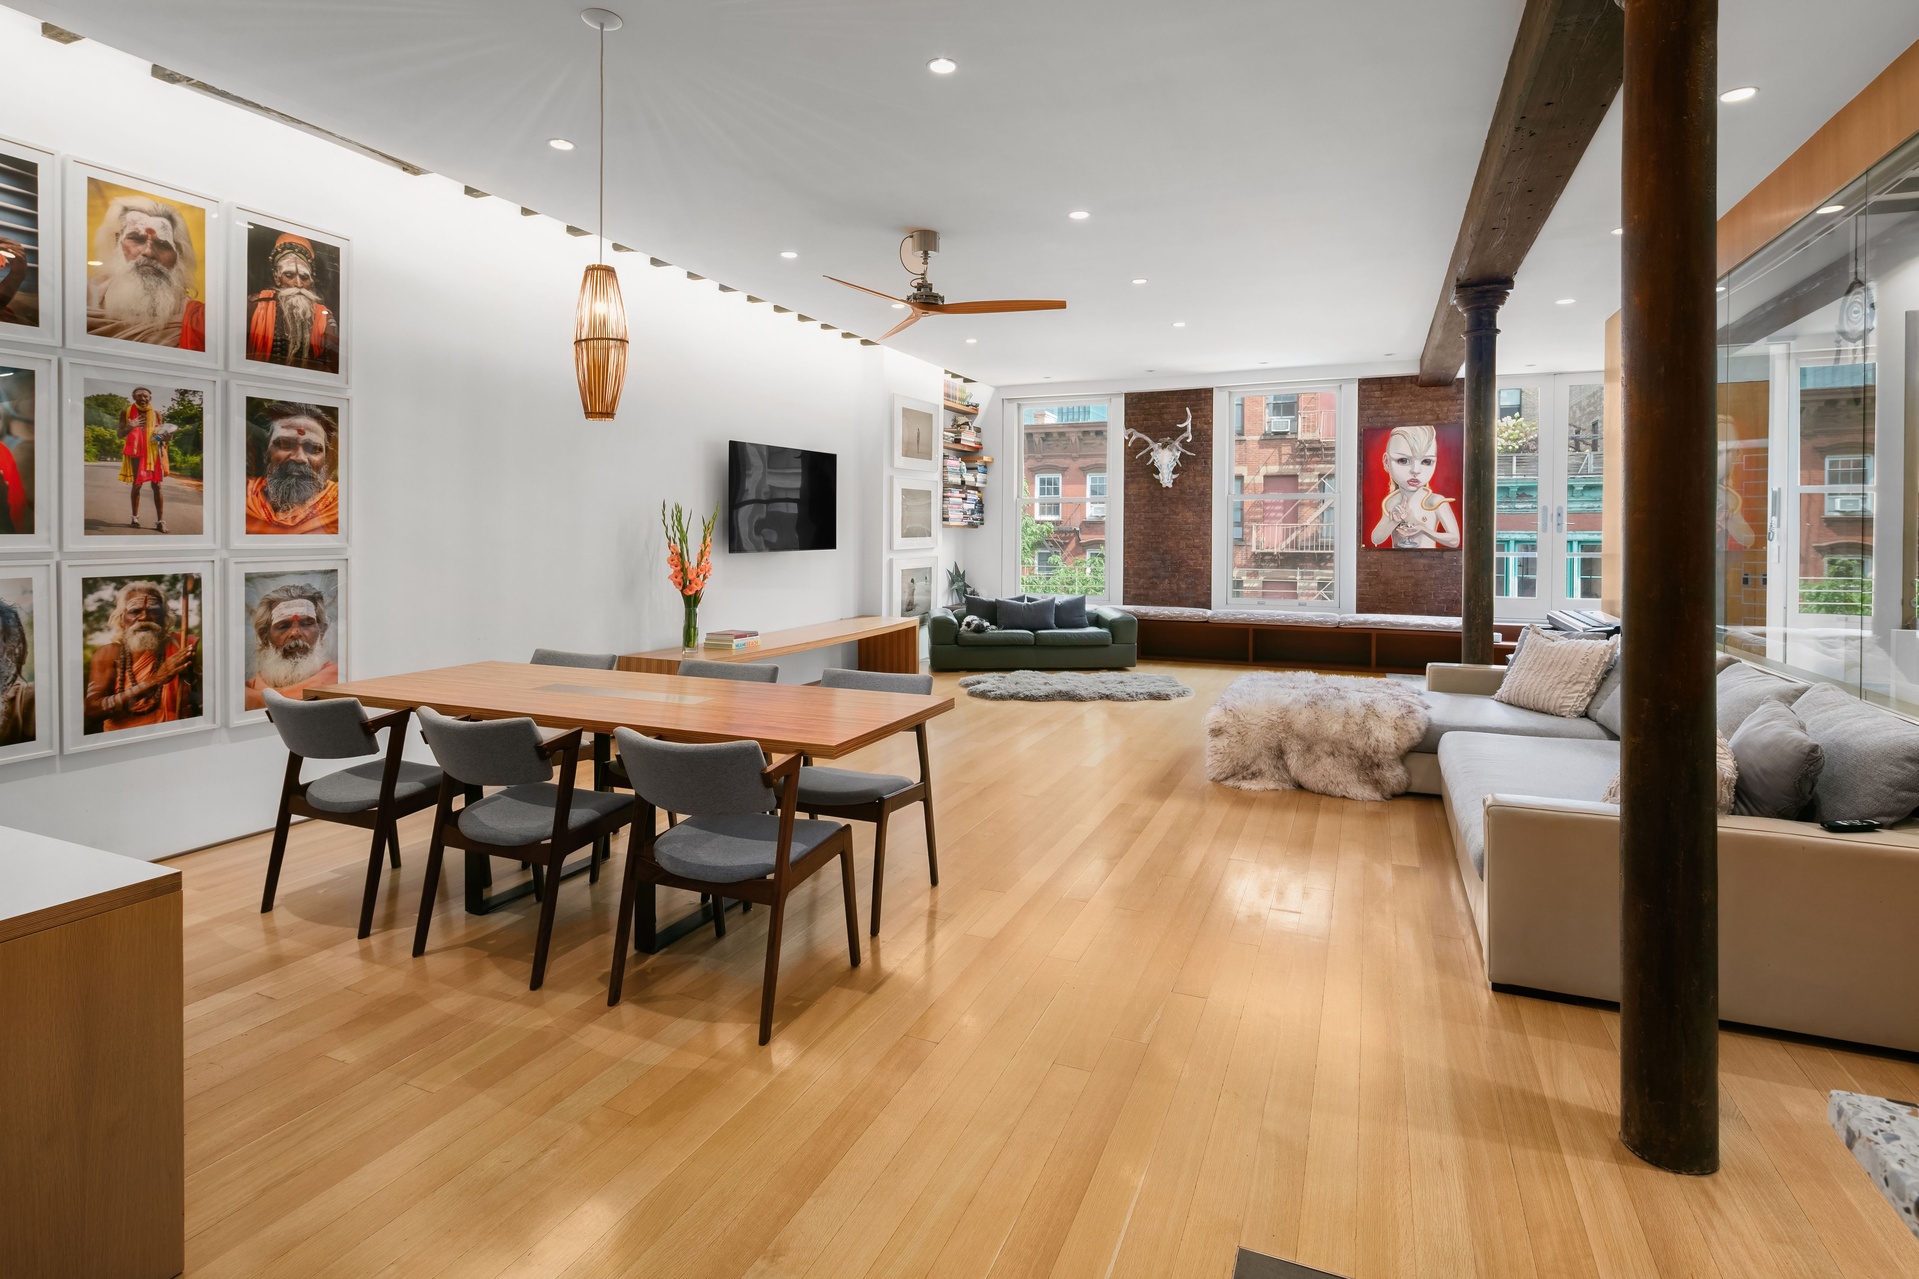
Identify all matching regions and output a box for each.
[387,825,402,869]
[356,819,389,940]
[921,796,939,887]
[869,810,891,938]
[839,847,862,968]
[713,895,727,939]
[608,839,641,1006]
[412,824,448,958]
[529,863,545,902]
[529,860,562,991]
[758,895,787,1045]
[260,786,295,914]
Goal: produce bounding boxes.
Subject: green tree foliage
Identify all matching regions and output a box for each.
[1017,481,1107,596]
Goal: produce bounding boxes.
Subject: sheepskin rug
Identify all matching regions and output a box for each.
[958,671,1193,702]
[1204,671,1430,801]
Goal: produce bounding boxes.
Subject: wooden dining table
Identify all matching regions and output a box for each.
[307,661,952,952]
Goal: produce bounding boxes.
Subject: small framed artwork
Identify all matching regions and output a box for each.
[63,561,215,752]
[892,394,939,472]
[1360,423,1464,550]
[887,555,937,622]
[63,361,220,551]
[228,558,345,724]
[230,211,348,385]
[233,387,347,545]
[64,161,222,369]
[0,347,55,552]
[0,563,56,764]
[0,138,58,345]
[889,475,937,552]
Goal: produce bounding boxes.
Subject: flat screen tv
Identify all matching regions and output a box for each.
[727,440,838,552]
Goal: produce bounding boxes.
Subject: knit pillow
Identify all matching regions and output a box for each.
[1602,733,1738,815]
[1494,628,1619,718]
[997,596,1056,631]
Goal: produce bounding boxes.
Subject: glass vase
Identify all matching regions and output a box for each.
[681,597,700,651]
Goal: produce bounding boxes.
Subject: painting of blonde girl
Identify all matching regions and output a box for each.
[1369,424,1460,549]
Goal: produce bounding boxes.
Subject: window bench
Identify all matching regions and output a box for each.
[1118,606,1522,674]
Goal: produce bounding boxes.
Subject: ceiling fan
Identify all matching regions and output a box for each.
[825,229,1066,340]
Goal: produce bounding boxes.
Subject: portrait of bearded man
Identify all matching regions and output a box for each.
[245,400,341,536]
[83,579,198,735]
[246,231,340,374]
[0,592,33,748]
[84,190,207,352]
[244,581,338,709]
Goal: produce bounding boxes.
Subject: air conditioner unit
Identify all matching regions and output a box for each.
[1830,494,1868,514]
[1267,417,1297,436]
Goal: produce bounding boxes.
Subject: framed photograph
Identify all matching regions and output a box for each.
[228,558,344,724]
[0,347,54,552]
[63,362,219,551]
[889,475,937,552]
[64,161,221,369]
[0,563,55,764]
[0,138,58,345]
[62,561,215,752]
[1360,423,1463,550]
[230,211,347,385]
[233,387,346,545]
[892,394,938,472]
[886,556,937,622]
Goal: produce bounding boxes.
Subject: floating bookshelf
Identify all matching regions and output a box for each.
[942,376,987,528]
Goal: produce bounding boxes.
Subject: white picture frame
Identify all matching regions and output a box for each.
[889,475,938,552]
[886,555,938,622]
[0,137,60,347]
[62,558,217,753]
[228,208,350,388]
[230,383,349,549]
[61,360,220,552]
[227,557,346,724]
[0,561,56,764]
[891,394,939,473]
[63,159,223,370]
[0,345,56,554]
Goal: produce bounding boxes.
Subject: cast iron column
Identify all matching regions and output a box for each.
[1454,279,1511,665]
[1619,0,1719,1175]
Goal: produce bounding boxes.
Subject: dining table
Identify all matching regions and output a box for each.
[307,661,953,952]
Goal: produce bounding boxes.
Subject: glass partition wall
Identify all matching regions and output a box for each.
[1717,128,1919,710]
[1494,373,1607,617]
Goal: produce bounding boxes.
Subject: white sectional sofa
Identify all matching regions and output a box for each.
[1409,658,1919,1052]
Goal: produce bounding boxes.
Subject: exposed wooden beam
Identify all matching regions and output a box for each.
[1417,0,1624,386]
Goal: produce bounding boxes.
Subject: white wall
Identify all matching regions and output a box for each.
[0,11,946,858]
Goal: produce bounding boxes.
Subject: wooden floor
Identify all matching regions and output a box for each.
[171,664,1919,1279]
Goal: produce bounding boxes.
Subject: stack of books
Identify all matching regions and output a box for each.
[702,629,761,651]
[943,424,983,451]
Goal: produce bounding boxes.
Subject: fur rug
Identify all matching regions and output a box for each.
[1204,671,1430,801]
[958,671,1193,702]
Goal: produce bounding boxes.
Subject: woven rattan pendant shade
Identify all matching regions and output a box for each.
[574,262,628,419]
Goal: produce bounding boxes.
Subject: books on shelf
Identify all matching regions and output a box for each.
[943,424,983,451]
[702,629,761,650]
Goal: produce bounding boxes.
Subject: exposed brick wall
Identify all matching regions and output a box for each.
[1356,376,1465,616]
[1122,389,1212,608]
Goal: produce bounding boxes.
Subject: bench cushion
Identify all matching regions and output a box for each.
[1119,605,1211,621]
[1417,690,1614,752]
[1034,626,1113,648]
[1208,609,1340,627]
[1439,733,1619,877]
[956,627,1035,647]
[1342,613,1462,631]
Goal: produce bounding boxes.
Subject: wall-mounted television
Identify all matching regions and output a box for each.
[727,440,838,553]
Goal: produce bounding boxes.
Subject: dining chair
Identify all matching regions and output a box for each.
[797,668,939,935]
[531,647,621,874]
[261,689,444,939]
[412,707,638,989]
[675,658,779,682]
[608,729,860,1043]
[529,648,618,670]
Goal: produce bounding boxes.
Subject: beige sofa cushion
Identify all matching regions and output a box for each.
[1437,731,1619,877]
[1495,628,1618,717]
[1416,690,1612,753]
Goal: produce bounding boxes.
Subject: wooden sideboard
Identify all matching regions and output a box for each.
[0,827,183,1279]
[618,615,920,676]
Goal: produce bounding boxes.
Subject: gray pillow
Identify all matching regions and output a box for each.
[1053,595,1088,629]
[1715,661,1808,738]
[1727,700,1824,819]
[1793,683,1919,824]
[1584,654,1625,736]
[998,596,1056,631]
[962,594,998,626]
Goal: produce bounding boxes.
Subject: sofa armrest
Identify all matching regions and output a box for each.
[929,608,959,645]
[1092,605,1137,644]
[1427,662,1507,696]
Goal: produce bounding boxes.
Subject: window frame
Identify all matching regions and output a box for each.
[1004,395,1123,603]
[1215,381,1355,613]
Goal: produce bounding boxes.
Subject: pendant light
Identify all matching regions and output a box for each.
[574,8,628,420]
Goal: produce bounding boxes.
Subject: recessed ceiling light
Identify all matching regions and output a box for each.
[1068,210,1090,220]
[1257,361,1269,365]
[927,56,957,75]
[1720,86,1759,103]
[548,138,575,151]
[965,338,977,344]
[1817,204,1846,214]
[1131,278,1147,285]
[780,251,798,259]
[1171,321,1186,327]
[1555,298,1576,305]
[1611,227,1624,236]
[1527,363,1538,368]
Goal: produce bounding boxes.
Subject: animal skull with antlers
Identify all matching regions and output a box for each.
[1124,409,1195,488]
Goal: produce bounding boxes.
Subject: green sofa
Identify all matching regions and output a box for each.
[928,601,1138,671]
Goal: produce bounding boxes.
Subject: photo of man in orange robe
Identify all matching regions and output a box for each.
[118,386,176,532]
[245,400,339,536]
[83,580,197,735]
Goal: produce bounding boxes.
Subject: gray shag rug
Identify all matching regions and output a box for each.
[958,671,1194,702]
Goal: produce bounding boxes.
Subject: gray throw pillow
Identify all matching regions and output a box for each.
[1715,661,1808,738]
[1584,655,1625,736]
[1053,595,1088,629]
[1793,683,1919,824]
[963,594,998,626]
[998,596,1056,631]
[1727,700,1824,819]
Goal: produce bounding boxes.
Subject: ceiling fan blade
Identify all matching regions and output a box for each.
[878,310,927,340]
[824,276,911,305]
[922,299,1068,315]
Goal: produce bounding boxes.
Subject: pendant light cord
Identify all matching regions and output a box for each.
[597,21,605,266]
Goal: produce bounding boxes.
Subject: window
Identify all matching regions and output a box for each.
[1018,401,1110,597]
[1228,387,1340,606]
[1034,548,1061,572]
[1086,471,1107,520]
[1823,454,1874,515]
[1035,472,1062,520]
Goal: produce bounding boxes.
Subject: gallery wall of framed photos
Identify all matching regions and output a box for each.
[0,133,353,772]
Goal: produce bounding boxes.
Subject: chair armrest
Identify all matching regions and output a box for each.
[929,608,959,644]
[761,752,802,785]
[536,727,585,759]
[362,707,411,736]
[1427,663,1507,696]
[1092,605,1137,644]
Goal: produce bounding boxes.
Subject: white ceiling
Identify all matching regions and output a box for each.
[25,0,1919,385]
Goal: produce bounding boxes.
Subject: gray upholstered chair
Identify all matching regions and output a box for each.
[412,708,638,990]
[608,729,859,1043]
[674,659,779,682]
[531,647,621,867]
[529,648,618,670]
[262,690,443,939]
[799,668,939,935]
